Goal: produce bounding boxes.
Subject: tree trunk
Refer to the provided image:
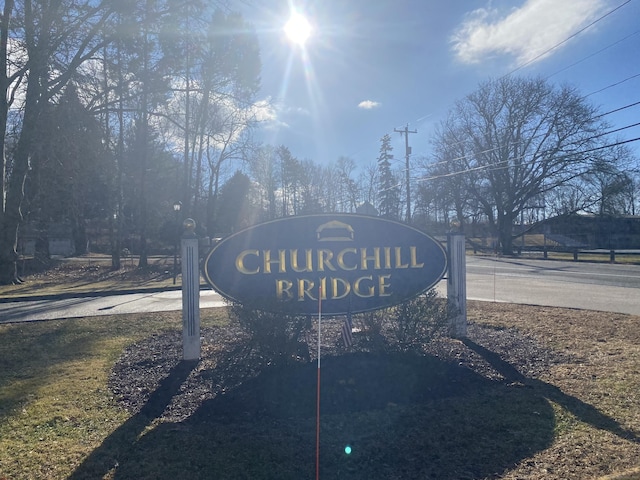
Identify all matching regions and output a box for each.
[0,0,18,283]
[72,217,87,255]
[34,222,50,265]
[137,124,149,268]
[111,213,121,270]
[0,0,14,217]
[0,213,20,284]
[0,134,33,283]
[0,67,42,284]
[498,212,515,255]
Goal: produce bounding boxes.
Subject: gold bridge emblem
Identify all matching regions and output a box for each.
[316,221,355,242]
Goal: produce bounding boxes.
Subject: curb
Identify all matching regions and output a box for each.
[0,284,210,304]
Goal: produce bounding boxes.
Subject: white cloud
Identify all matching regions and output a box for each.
[285,105,311,116]
[358,100,381,110]
[451,0,607,65]
[253,98,290,130]
[253,99,279,123]
[254,100,314,131]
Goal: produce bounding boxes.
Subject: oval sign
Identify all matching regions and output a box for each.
[203,214,447,315]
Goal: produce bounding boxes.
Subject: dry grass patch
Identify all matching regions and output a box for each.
[0,255,177,299]
[468,302,640,479]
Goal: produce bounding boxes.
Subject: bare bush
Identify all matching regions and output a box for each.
[228,301,313,366]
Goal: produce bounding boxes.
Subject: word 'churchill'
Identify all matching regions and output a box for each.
[235,246,425,275]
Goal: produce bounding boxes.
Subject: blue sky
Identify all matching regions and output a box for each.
[245,0,640,170]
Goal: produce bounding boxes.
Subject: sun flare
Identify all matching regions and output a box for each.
[284,12,312,46]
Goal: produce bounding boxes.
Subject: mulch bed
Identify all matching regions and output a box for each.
[109,318,567,423]
[104,303,640,479]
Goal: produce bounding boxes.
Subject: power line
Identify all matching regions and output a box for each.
[430,122,640,180]
[425,99,640,172]
[386,4,640,197]
[589,121,640,141]
[415,136,640,184]
[419,116,640,183]
[585,72,640,97]
[503,0,632,77]
[546,29,640,79]
[596,100,640,119]
[401,8,638,176]
[415,35,640,167]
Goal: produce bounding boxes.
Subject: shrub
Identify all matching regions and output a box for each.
[347,289,448,353]
[228,300,313,366]
[353,309,388,352]
[387,289,449,352]
[228,289,449,363]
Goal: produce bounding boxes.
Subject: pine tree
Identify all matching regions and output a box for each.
[377,134,400,219]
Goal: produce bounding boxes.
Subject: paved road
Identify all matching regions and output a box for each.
[0,290,226,323]
[1,256,639,323]
[457,256,640,314]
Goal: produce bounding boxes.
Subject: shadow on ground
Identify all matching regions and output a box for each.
[69,346,638,480]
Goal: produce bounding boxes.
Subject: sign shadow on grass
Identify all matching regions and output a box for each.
[461,338,640,443]
[67,359,198,480]
[69,341,639,479]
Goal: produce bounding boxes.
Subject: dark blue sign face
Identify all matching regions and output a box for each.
[203,214,447,315]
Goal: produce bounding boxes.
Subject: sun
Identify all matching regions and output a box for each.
[283,12,312,47]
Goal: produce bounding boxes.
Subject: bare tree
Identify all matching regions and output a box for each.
[430,76,622,255]
[278,145,299,216]
[0,0,117,284]
[164,9,261,219]
[359,161,379,208]
[248,145,279,221]
[580,144,637,216]
[336,156,360,213]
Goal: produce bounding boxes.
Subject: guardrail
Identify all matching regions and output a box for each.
[469,242,640,263]
[516,247,640,263]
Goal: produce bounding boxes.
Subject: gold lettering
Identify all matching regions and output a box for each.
[276,279,294,300]
[383,247,392,269]
[331,277,351,300]
[378,274,392,296]
[360,247,381,270]
[410,246,424,268]
[298,279,315,301]
[336,248,358,271]
[236,249,260,274]
[320,277,327,300]
[317,249,337,272]
[264,249,286,274]
[290,249,313,273]
[354,276,375,298]
[394,247,409,268]
[273,275,395,302]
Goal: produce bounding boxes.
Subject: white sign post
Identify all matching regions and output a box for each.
[447,233,467,338]
[181,218,200,361]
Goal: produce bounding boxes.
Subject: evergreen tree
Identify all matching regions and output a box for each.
[377,133,400,219]
[215,171,258,234]
[26,85,110,255]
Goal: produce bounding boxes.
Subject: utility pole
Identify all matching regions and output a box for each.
[394,124,417,223]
